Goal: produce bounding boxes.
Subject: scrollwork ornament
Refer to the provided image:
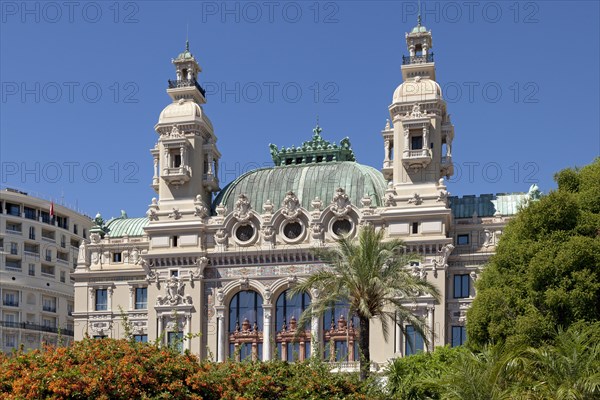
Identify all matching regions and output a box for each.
[330,188,351,217]
[281,191,301,221]
[233,194,252,222]
[168,208,182,220]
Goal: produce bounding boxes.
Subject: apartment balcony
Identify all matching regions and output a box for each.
[0,320,74,337]
[3,300,19,307]
[402,53,434,65]
[162,166,191,185]
[203,173,219,192]
[402,149,432,169]
[42,305,57,313]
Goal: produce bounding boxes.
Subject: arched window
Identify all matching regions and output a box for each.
[323,302,360,362]
[275,290,311,361]
[229,290,263,361]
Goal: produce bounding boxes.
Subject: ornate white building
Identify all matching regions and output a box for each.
[72,24,537,366]
[0,189,91,353]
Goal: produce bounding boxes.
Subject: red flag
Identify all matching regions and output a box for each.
[50,202,54,217]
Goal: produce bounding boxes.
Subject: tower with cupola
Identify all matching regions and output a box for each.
[150,41,221,210]
[383,17,454,199]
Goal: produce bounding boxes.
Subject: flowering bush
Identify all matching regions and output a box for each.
[0,339,383,399]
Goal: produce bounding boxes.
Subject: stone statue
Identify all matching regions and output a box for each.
[433,244,455,270]
[157,275,186,306]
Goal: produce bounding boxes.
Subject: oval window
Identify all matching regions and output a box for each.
[235,224,255,242]
[332,219,352,236]
[283,222,303,239]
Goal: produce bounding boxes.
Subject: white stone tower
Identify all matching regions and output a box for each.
[151,41,221,210]
[383,18,455,199]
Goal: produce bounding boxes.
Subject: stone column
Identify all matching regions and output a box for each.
[164,149,170,170]
[186,314,192,351]
[394,314,402,355]
[107,287,113,312]
[262,306,273,361]
[128,286,135,311]
[207,154,214,175]
[310,288,321,357]
[427,306,435,352]
[179,146,184,172]
[216,308,225,362]
[384,140,390,162]
[157,315,164,345]
[153,157,158,181]
[88,287,94,312]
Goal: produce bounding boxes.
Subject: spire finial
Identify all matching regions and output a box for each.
[417,0,422,26]
[186,23,190,51]
[313,115,322,135]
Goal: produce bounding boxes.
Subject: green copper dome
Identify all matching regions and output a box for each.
[105,216,148,237]
[213,161,388,213]
[175,40,195,61]
[410,15,428,33]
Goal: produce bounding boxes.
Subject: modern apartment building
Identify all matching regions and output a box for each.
[0,188,91,353]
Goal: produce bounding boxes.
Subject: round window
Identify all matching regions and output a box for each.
[332,219,352,236]
[283,222,303,239]
[235,224,255,242]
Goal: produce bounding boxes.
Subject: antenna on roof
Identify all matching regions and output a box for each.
[418,0,422,26]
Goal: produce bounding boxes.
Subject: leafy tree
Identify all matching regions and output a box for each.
[468,158,600,348]
[385,345,462,399]
[292,225,440,381]
[435,322,600,400]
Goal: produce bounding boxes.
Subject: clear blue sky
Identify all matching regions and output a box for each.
[1,1,599,218]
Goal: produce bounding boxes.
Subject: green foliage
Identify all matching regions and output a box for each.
[385,322,600,400]
[0,338,385,399]
[468,158,600,348]
[505,321,600,400]
[385,345,462,399]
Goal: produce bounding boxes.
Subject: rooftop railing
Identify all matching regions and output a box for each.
[167,78,206,97]
[402,53,434,65]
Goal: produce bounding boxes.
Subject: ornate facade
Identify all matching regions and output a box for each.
[72,25,538,367]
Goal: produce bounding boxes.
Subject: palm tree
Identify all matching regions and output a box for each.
[504,322,600,400]
[435,323,600,400]
[291,225,440,380]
